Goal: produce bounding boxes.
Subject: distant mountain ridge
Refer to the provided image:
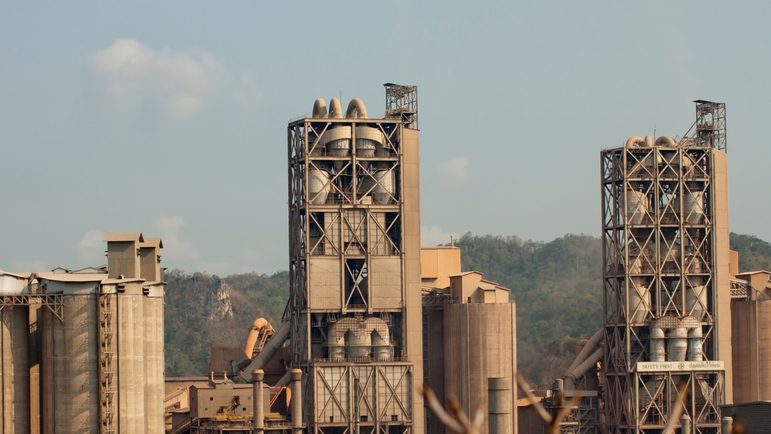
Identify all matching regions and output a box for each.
[163,232,771,388]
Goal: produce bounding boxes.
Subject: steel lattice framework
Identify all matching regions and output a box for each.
[287,96,420,434]
[601,102,728,434]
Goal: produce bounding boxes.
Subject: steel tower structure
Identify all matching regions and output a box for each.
[287,84,423,434]
[600,101,731,434]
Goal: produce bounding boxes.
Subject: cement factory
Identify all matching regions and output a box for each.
[1,85,770,433]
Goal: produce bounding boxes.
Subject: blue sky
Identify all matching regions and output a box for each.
[2,2,770,275]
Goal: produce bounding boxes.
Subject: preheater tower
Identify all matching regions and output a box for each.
[287,84,423,434]
[601,101,730,434]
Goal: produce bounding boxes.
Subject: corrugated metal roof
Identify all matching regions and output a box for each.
[448,271,482,277]
[72,266,108,274]
[0,271,32,279]
[736,270,771,276]
[36,272,107,283]
[480,278,501,286]
[103,232,144,242]
[140,237,163,248]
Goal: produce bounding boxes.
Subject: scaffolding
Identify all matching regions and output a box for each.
[98,290,116,433]
[600,102,728,434]
[287,89,421,434]
[384,84,418,130]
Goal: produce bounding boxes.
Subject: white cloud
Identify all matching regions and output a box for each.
[155,216,202,266]
[77,230,106,265]
[91,38,238,119]
[421,225,459,247]
[437,156,470,189]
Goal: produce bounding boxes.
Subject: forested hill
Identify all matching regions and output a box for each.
[455,233,603,387]
[163,232,771,387]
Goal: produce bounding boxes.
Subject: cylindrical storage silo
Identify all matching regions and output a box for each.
[650,327,666,362]
[626,190,649,225]
[117,292,146,433]
[324,126,352,171]
[327,323,345,361]
[2,305,30,433]
[487,377,512,434]
[685,275,707,321]
[346,331,370,359]
[42,294,100,433]
[358,172,376,202]
[355,126,384,157]
[683,191,705,224]
[687,327,703,362]
[667,328,688,361]
[372,170,395,204]
[144,293,165,434]
[371,331,392,361]
[629,278,650,324]
[308,168,332,204]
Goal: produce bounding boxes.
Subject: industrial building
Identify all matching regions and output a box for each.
[729,267,771,403]
[164,85,520,434]
[0,231,165,433]
[599,101,730,433]
[421,246,517,434]
[280,83,424,434]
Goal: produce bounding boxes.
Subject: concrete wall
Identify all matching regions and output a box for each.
[144,292,165,434]
[421,248,461,289]
[42,294,100,434]
[732,298,771,403]
[712,150,733,403]
[423,307,446,434]
[117,286,146,432]
[403,127,425,433]
[2,305,30,433]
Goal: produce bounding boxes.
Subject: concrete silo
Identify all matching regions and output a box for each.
[0,231,165,433]
[729,270,771,403]
[421,247,517,434]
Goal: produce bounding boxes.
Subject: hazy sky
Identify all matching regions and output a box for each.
[2,2,770,275]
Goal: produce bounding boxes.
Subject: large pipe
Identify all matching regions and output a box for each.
[253,370,264,434]
[564,329,603,376]
[329,98,343,118]
[564,349,603,389]
[239,321,291,382]
[244,318,274,358]
[625,136,644,147]
[655,135,677,147]
[275,370,291,387]
[312,99,327,118]
[290,369,303,434]
[346,98,368,119]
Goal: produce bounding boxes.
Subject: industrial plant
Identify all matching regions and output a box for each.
[3,84,771,434]
[0,232,165,433]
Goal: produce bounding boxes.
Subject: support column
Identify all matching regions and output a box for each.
[487,377,512,434]
[253,370,264,434]
[291,369,302,434]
